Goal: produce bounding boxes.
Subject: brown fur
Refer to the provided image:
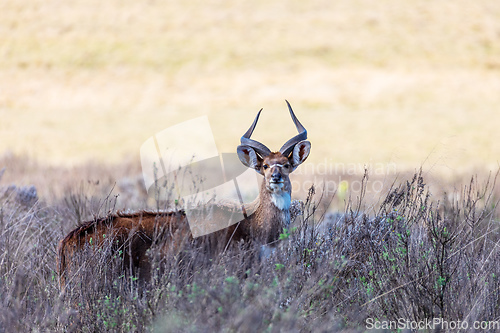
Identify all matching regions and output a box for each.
[57,203,283,290]
[57,211,186,288]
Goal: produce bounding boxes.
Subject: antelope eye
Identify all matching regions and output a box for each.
[284,164,291,169]
[263,164,269,170]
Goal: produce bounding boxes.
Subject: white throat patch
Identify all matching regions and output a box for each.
[271,192,291,210]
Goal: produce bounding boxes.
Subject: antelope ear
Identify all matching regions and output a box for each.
[291,140,311,170]
[237,145,263,175]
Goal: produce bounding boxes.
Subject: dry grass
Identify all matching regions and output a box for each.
[0,0,499,175]
[0,155,499,332]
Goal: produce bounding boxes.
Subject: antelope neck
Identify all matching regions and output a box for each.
[271,191,291,210]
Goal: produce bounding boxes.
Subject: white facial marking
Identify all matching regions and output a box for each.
[268,164,286,184]
[268,182,284,191]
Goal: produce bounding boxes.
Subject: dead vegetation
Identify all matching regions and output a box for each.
[0,155,499,332]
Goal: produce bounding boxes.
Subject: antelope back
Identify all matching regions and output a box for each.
[57,211,187,289]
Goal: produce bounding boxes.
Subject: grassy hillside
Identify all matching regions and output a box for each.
[1,0,499,175]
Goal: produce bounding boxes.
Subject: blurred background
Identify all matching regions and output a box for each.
[1,0,499,184]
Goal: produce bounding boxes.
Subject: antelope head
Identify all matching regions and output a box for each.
[237,101,311,211]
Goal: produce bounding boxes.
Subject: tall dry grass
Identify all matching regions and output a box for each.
[0,155,499,331]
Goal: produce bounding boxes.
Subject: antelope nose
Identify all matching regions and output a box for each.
[271,172,281,182]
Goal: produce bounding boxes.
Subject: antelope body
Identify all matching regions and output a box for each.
[57,101,311,288]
